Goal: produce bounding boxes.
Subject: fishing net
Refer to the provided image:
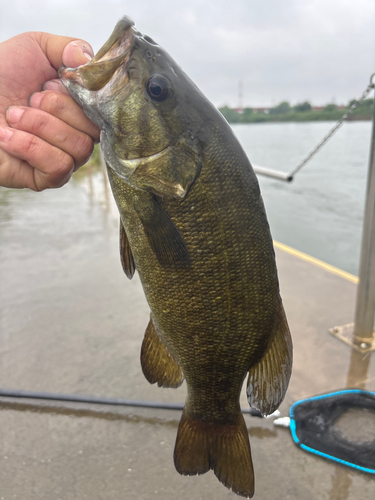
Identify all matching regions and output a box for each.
[289,389,375,473]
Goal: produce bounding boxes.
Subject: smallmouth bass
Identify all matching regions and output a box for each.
[60,16,292,498]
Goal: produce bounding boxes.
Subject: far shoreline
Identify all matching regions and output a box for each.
[218,100,373,124]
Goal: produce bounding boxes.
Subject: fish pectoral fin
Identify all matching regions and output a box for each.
[134,195,191,267]
[246,306,293,416]
[141,316,184,388]
[174,409,254,498]
[119,220,136,279]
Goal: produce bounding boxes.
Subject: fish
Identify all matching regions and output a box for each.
[59,16,292,498]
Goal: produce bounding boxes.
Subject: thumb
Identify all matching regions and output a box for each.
[35,33,94,69]
[62,40,94,68]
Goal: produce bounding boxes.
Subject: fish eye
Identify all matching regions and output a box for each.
[146,74,170,102]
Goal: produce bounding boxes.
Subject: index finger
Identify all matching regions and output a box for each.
[29,90,100,143]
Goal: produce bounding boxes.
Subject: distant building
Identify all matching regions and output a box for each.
[252,107,270,114]
[234,106,270,114]
[312,105,347,111]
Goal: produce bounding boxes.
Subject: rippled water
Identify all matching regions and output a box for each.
[232,121,372,275]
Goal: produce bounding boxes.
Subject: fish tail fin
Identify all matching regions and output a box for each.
[174,408,254,498]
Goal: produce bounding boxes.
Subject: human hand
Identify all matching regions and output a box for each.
[0,32,100,191]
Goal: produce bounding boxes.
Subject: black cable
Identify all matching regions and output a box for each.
[0,388,263,417]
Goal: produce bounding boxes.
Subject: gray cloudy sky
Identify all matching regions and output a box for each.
[1,0,374,107]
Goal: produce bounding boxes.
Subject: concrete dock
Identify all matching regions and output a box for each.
[0,178,374,500]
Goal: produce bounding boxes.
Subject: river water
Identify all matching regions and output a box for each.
[232,120,372,275]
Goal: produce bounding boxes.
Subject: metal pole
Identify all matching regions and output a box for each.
[346,349,371,389]
[329,78,375,352]
[353,83,375,346]
[252,165,293,182]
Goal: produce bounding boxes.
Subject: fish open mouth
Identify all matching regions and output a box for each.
[59,16,135,91]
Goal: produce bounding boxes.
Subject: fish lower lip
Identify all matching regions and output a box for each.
[60,16,135,91]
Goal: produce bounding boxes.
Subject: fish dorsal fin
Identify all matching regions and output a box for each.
[141,315,184,388]
[133,195,191,267]
[246,306,293,416]
[119,220,136,279]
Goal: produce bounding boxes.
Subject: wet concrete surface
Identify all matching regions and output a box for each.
[0,175,374,499]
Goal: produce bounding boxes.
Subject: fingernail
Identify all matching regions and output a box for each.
[29,92,44,108]
[43,80,61,91]
[63,40,94,67]
[0,127,13,142]
[83,51,93,62]
[7,107,25,125]
[75,41,94,61]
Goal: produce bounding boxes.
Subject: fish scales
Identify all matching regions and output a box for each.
[60,15,292,498]
[109,147,278,412]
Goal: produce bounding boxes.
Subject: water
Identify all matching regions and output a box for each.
[232,121,372,275]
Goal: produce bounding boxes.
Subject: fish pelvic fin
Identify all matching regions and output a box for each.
[174,409,254,498]
[247,305,292,416]
[140,316,184,388]
[119,220,136,279]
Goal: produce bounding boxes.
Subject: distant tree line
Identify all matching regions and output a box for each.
[219,98,374,124]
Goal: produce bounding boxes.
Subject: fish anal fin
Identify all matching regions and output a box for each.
[141,316,184,388]
[174,409,254,498]
[119,220,136,279]
[247,307,293,416]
